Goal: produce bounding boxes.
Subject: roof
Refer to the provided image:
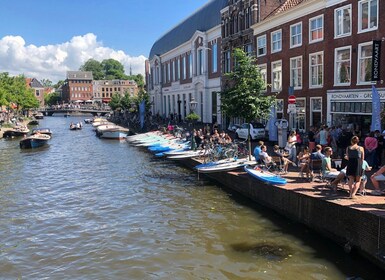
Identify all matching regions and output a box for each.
[265,0,309,19]
[66,71,93,80]
[149,0,227,59]
[26,78,44,88]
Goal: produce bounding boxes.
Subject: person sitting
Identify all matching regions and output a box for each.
[297,146,311,179]
[253,141,264,164]
[273,145,296,174]
[321,147,339,180]
[370,165,385,196]
[311,144,325,160]
[331,160,371,194]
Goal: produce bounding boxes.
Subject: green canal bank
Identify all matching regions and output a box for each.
[178,157,385,271]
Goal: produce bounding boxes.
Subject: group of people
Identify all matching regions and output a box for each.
[307,125,384,169]
[190,128,232,150]
[254,132,385,199]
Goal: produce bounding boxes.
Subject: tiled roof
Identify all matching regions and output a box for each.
[265,0,309,19]
[26,77,44,88]
[66,71,93,80]
[149,0,227,59]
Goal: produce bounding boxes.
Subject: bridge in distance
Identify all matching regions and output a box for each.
[38,108,111,117]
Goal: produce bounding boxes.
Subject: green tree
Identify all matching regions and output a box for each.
[0,73,39,112]
[45,92,61,106]
[80,59,104,80]
[109,93,123,111]
[101,59,126,80]
[40,79,53,88]
[54,80,65,90]
[220,48,275,158]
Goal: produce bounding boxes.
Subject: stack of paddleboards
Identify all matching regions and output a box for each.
[195,157,256,173]
[244,165,287,185]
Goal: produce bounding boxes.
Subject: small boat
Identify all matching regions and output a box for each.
[69,122,82,130]
[19,134,51,149]
[31,127,52,136]
[34,112,44,119]
[3,126,30,138]
[98,126,129,139]
[84,118,93,124]
[243,165,287,185]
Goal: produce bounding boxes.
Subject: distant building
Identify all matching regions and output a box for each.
[26,78,45,107]
[62,71,93,103]
[93,80,139,104]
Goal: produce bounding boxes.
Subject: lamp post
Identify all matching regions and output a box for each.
[189,97,198,150]
[190,97,198,114]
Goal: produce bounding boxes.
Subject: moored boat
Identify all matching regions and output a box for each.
[34,112,44,119]
[19,134,51,149]
[31,127,52,136]
[3,126,30,138]
[98,126,129,139]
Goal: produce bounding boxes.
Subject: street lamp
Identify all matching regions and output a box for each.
[190,97,198,113]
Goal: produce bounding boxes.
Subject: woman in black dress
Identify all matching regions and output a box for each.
[345,136,365,199]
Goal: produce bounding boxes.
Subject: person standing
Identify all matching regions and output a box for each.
[286,130,297,164]
[316,125,328,147]
[308,126,316,152]
[345,136,365,199]
[364,131,377,167]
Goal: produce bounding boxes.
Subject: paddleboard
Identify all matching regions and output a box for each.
[244,165,287,185]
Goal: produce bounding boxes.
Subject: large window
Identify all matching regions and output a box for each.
[309,15,323,43]
[257,35,266,57]
[290,56,302,89]
[182,56,186,80]
[176,58,180,81]
[334,46,351,85]
[224,50,231,73]
[309,52,323,88]
[357,42,373,84]
[189,53,193,78]
[197,49,203,75]
[358,0,378,32]
[271,61,282,92]
[212,43,218,73]
[335,5,351,37]
[271,30,282,53]
[258,64,267,91]
[290,22,302,48]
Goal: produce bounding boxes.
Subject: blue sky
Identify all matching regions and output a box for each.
[0,0,209,82]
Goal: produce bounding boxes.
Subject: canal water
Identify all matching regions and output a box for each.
[0,116,383,279]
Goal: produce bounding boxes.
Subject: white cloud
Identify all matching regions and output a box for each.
[0,33,147,83]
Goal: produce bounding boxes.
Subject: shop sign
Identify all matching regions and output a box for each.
[330,91,385,100]
[372,40,381,81]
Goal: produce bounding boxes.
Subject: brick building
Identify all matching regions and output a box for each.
[62,71,93,103]
[26,78,45,107]
[146,0,384,134]
[93,79,139,104]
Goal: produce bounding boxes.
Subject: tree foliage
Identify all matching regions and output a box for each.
[45,92,61,106]
[219,48,275,158]
[220,48,275,122]
[0,72,39,110]
[80,59,104,80]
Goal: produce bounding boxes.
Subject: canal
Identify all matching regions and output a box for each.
[0,116,383,279]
